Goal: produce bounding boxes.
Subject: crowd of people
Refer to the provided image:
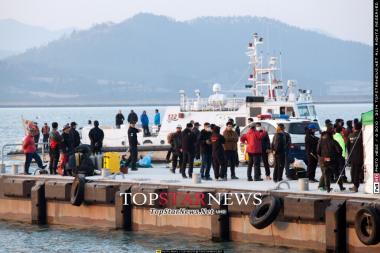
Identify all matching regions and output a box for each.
[165,117,364,193]
[22,111,365,193]
[115,109,161,136]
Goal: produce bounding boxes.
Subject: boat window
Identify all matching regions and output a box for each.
[308,105,317,117]
[297,105,310,117]
[280,107,286,115]
[250,107,262,117]
[286,107,295,117]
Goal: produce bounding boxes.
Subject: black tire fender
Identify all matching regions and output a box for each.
[70,174,86,206]
[249,195,282,229]
[354,206,380,245]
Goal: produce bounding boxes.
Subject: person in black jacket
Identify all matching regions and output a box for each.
[305,124,319,182]
[60,124,73,175]
[211,125,227,181]
[257,123,271,180]
[192,122,201,160]
[181,123,196,178]
[115,110,125,128]
[127,121,140,171]
[69,122,81,149]
[169,125,183,173]
[272,125,286,182]
[127,110,138,124]
[347,123,363,192]
[317,127,343,193]
[88,120,104,154]
[198,122,212,180]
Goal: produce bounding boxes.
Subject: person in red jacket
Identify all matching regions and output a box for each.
[23,128,46,174]
[240,123,268,181]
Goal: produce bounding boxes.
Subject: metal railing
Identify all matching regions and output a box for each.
[1,142,47,165]
[180,97,246,112]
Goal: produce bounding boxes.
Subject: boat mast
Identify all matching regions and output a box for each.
[246,33,283,101]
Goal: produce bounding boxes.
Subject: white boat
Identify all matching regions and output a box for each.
[81,33,319,149]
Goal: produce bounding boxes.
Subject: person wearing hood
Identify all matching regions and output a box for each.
[140,111,150,137]
[115,110,125,129]
[305,123,319,182]
[22,127,46,174]
[317,126,344,192]
[240,123,268,181]
[347,122,363,192]
[211,125,227,181]
[181,123,197,178]
[223,121,239,179]
[89,120,104,154]
[198,122,213,180]
[69,122,81,149]
[127,110,138,124]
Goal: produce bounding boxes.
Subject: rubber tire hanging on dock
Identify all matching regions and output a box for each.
[70,175,86,206]
[249,195,282,229]
[354,206,380,245]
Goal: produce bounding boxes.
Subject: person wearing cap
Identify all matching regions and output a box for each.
[89,120,104,154]
[240,123,268,181]
[115,110,125,129]
[347,122,363,192]
[223,121,239,179]
[69,122,81,149]
[192,122,201,160]
[169,125,183,173]
[305,123,319,182]
[49,122,62,174]
[41,122,50,151]
[198,122,212,180]
[22,127,46,174]
[126,121,141,171]
[181,123,197,178]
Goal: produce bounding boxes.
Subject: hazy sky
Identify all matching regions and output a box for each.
[0,0,373,45]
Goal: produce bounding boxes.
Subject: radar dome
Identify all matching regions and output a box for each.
[212,83,222,93]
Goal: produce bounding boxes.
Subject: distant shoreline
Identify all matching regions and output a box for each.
[0,101,373,108]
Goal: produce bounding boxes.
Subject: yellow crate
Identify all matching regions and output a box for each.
[103,152,121,174]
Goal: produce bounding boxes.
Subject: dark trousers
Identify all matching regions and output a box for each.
[91,144,102,154]
[261,152,270,177]
[273,153,285,182]
[319,162,334,190]
[213,154,227,179]
[49,148,60,174]
[235,151,239,166]
[333,157,344,187]
[116,124,121,129]
[172,152,182,171]
[142,125,150,136]
[166,148,172,163]
[247,153,261,180]
[225,150,237,177]
[200,153,212,178]
[181,152,194,176]
[307,154,318,180]
[127,146,138,170]
[43,134,49,151]
[351,162,363,188]
[284,150,290,176]
[24,152,44,174]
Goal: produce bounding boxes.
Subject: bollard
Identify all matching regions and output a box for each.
[11,164,19,175]
[298,178,309,191]
[31,181,47,225]
[0,163,5,174]
[192,173,201,184]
